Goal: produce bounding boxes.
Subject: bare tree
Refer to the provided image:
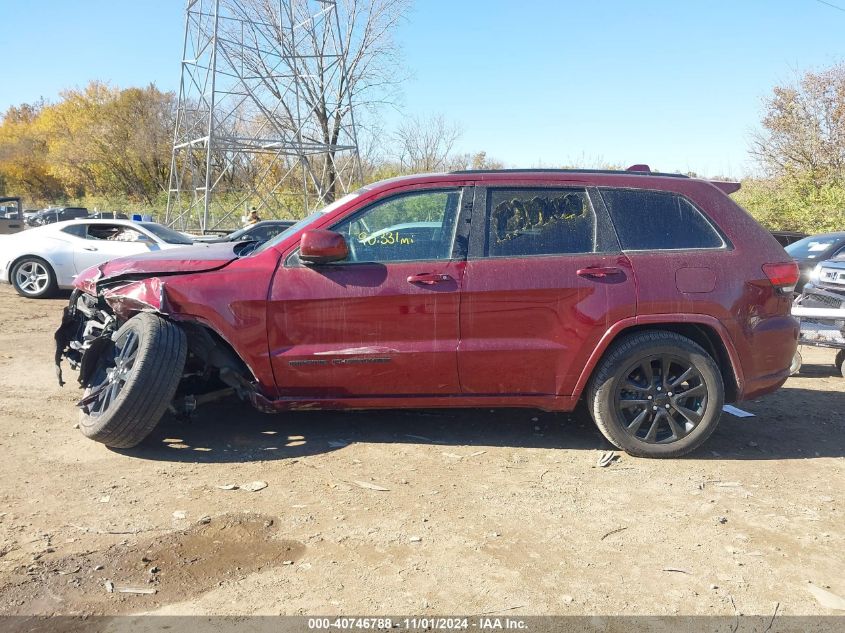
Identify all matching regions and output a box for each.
[223,0,411,203]
[394,114,462,172]
[751,63,845,188]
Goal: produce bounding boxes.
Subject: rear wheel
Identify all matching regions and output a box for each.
[587,331,725,458]
[11,257,57,299]
[78,313,187,448]
[836,350,845,378]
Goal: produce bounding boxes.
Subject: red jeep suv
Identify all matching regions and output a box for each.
[55,167,799,457]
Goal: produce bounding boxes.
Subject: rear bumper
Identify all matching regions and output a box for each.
[735,314,798,401]
[741,370,790,401]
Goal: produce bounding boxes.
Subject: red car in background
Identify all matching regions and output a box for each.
[55,166,799,458]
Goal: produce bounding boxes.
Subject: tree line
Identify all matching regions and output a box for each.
[1,61,843,232]
[0,82,499,220]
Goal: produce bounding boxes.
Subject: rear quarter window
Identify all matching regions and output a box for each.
[600,189,724,251]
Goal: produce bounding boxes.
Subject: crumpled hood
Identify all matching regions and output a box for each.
[75,242,240,293]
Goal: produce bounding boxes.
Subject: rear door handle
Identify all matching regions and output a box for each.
[83,246,98,252]
[407,272,453,285]
[577,266,622,279]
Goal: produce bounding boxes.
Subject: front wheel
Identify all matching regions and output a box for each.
[587,331,725,458]
[11,257,57,298]
[836,350,845,378]
[78,313,187,448]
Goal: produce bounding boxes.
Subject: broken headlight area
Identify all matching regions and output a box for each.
[55,288,263,419]
[54,290,118,387]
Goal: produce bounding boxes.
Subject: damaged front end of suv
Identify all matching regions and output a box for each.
[54,250,271,448]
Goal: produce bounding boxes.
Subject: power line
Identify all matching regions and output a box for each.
[814,0,845,12]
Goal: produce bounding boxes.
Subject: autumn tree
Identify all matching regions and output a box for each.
[0,101,63,200]
[751,63,845,188]
[741,62,845,232]
[38,82,174,204]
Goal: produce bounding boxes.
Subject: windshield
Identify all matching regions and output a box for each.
[785,235,842,260]
[225,225,253,241]
[250,192,362,255]
[139,222,195,245]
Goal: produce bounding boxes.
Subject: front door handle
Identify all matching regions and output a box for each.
[577,266,622,279]
[407,272,453,285]
[83,246,98,252]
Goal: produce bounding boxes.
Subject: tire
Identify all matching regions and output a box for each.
[10,256,58,299]
[587,331,725,458]
[78,313,187,448]
[836,349,845,379]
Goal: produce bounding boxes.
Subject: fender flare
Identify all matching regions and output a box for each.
[572,314,745,399]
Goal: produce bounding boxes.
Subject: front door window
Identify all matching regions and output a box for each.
[332,189,462,263]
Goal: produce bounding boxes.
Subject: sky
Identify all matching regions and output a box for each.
[0,0,843,178]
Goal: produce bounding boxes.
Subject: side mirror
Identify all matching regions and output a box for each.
[299,230,348,265]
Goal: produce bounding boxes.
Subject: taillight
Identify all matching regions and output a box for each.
[762,262,799,293]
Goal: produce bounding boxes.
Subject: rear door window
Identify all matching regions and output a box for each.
[483,188,599,257]
[600,189,724,251]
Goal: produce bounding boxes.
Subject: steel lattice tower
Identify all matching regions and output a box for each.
[166,0,363,232]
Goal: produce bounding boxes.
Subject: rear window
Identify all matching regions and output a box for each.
[600,189,724,251]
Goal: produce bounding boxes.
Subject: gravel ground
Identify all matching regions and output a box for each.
[0,285,842,617]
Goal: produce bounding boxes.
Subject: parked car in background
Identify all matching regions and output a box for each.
[797,253,845,310]
[26,207,89,227]
[87,211,130,220]
[192,220,295,244]
[784,232,845,292]
[0,197,25,235]
[56,167,798,458]
[770,230,808,248]
[0,219,197,299]
[792,251,845,377]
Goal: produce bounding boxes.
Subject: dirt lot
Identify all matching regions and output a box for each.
[0,284,843,617]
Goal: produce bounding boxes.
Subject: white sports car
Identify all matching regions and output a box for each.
[0,219,197,299]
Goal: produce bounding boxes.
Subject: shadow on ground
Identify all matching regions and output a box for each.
[114,382,845,464]
[118,402,606,464]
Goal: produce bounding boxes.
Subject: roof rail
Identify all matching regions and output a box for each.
[449,167,690,179]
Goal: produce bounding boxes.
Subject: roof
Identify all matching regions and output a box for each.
[450,168,690,179]
[360,167,738,197]
[798,231,845,239]
[59,218,142,226]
